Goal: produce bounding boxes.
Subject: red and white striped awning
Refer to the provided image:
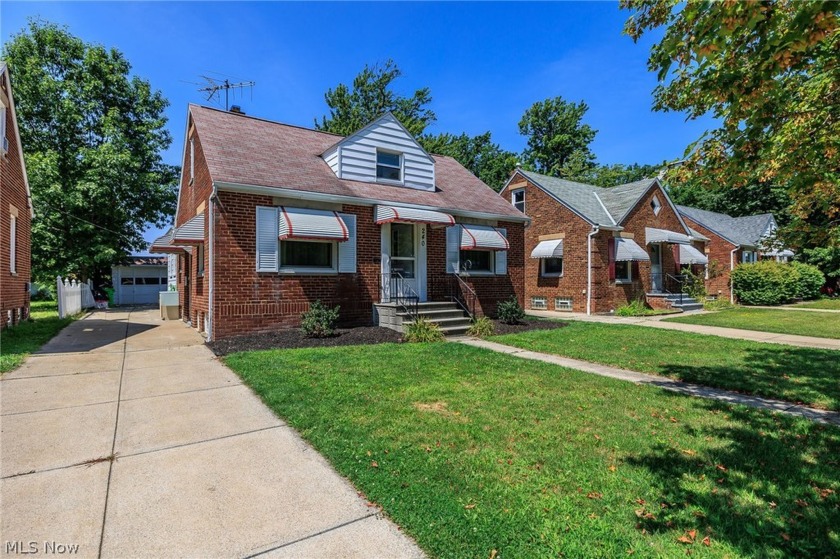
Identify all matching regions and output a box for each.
[278,206,349,241]
[374,205,455,226]
[459,224,509,251]
[172,214,205,244]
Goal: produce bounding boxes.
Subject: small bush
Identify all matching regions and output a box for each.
[497,296,525,324]
[732,261,798,305]
[790,261,825,300]
[680,267,707,300]
[615,299,651,317]
[404,317,445,343]
[300,300,339,338]
[466,316,495,338]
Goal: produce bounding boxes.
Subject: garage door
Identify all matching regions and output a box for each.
[116,266,168,305]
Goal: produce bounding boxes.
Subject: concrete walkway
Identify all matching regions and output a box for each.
[456,338,840,427]
[1,308,423,559]
[526,310,840,351]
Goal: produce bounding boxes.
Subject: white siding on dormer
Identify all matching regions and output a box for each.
[334,114,435,192]
[323,145,340,177]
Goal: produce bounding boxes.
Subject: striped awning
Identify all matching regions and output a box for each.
[278,206,349,241]
[645,227,691,245]
[531,239,563,259]
[459,224,509,251]
[149,229,190,254]
[765,249,794,257]
[172,213,205,243]
[679,244,709,265]
[374,205,455,226]
[614,238,650,262]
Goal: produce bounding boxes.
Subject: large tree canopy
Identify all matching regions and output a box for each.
[420,132,517,192]
[518,96,597,178]
[315,59,436,137]
[622,0,840,247]
[3,19,178,283]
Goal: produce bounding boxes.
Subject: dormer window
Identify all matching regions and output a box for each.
[650,195,662,216]
[376,150,402,182]
[512,189,525,213]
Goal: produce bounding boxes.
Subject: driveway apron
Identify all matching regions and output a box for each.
[1,308,423,559]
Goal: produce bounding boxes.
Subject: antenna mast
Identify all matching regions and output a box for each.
[198,76,255,110]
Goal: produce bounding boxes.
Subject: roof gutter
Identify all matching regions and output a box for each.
[213,181,530,224]
[730,245,740,304]
[207,184,217,341]
[587,226,600,315]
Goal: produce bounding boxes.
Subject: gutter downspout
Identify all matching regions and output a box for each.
[208,185,217,341]
[729,246,739,304]
[587,226,600,315]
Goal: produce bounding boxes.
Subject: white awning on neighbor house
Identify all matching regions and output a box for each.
[764,249,795,257]
[645,227,691,245]
[680,244,709,265]
[172,213,205,243]
[374,205,455,226]
[614,238,650,262]
[278,206,349,241]
[149,229,191,254]
[459,224,509,251]
[530,239,563,259]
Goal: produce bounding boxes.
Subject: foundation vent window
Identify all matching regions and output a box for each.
[531,296,548,310]
[555,297,573,311]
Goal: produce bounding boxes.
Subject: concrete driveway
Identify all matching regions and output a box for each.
[1,308,423,559]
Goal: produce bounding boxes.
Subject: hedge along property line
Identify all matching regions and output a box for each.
[732,261,824,306]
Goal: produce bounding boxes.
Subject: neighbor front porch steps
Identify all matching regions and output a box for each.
[374,301,472,336]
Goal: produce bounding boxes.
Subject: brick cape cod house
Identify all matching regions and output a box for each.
[500,169,709,314]
[677,205,792,303]
[0,62,34,328]
[151,105,528,340]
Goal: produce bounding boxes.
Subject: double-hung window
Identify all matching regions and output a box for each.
[376,150,402,182]
[9,213,16,273]
[541,257,563,277]
[615,260,632,283]
[511,189,525,213]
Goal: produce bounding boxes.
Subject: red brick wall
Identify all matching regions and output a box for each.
[0,72,31,328]
[681,216,737,300]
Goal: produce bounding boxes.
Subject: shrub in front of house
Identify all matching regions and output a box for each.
[300,300,340,338]
[404,317,445,343]
[497,296,525,324]
[466,316,495,338]
[732,261,799,305]
[680,267,707,300]
[790,261,825,300]
[615,299,652,317]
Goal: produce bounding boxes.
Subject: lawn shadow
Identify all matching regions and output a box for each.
[656,345,840,411]
[626,394,840,557]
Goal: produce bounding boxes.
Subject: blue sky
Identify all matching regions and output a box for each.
[1,1,711,250]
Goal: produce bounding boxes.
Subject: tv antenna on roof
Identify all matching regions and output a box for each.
[198,75,255,111]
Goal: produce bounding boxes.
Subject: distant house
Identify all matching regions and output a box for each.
[0,62,34,328]
[500,169,708,313]
[151,105,527,340]
[111,256,169,306]
[677,206,792,302]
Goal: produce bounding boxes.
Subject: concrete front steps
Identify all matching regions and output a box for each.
[374,301,472,336]
[664,293,704,312]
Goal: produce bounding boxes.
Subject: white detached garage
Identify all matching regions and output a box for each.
[112,256,169,305]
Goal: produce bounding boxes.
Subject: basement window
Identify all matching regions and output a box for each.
[555,297,573,311]
[531,296,548,310]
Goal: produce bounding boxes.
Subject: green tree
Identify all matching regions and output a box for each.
[3,19,178,284]
[420,131,517,191]
[622,0,840,247]
[518,96,597,178]
[316,59,436,137]
[575,162,663,187]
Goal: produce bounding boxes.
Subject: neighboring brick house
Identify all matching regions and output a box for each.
[0,62,34,328]
[151,105,527,340]
[500,169,708,314]
[677,206,792,302]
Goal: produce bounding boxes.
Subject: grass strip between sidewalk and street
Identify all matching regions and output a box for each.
[224,342,840,559]
[491,321,840,411]
[663,307,840,340]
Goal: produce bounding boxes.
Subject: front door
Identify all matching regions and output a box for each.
[650,244,663,292]
[384,222,426,302]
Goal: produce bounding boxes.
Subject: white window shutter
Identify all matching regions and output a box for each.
[446,225,461,274]
[495,228,507,275]
[255,206,278,272]
[338,213,357,273]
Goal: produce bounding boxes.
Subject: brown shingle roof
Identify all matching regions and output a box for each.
[190,105,525,221]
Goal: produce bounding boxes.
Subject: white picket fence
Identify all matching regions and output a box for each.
[56,276,96,319]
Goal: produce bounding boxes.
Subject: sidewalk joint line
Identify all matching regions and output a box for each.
[116,425,287,461]
[119,382,245,403]
[242,513,378,558]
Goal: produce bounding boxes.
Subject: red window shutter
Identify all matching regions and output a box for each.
[608,237,616,281]
[672,243,681,273]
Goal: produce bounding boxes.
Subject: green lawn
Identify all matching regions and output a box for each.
[224,343,840,558]
[794,298,840,310]
[0,301,76,374]
[492,322,840,411]
[664,307,840,340]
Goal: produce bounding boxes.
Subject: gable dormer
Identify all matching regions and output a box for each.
[321,113,436,192]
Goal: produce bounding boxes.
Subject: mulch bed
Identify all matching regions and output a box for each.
[207,326,404,356]
[491,318,569,335]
